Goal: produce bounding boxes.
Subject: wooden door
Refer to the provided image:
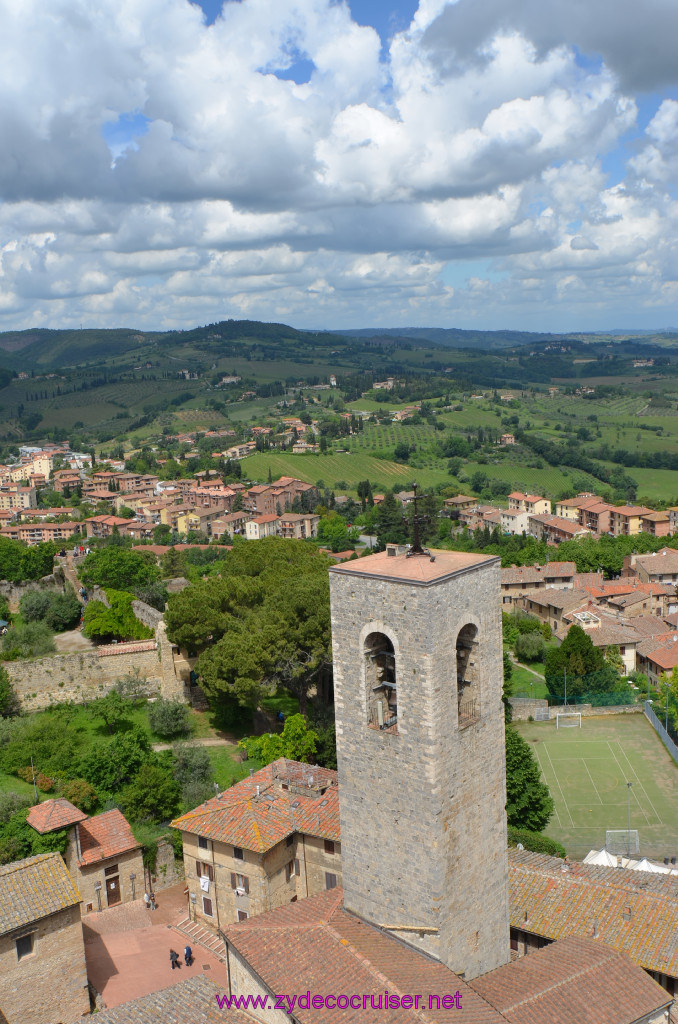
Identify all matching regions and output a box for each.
[106,876,121,906]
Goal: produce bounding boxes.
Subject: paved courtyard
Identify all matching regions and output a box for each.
[83,883,228,1009]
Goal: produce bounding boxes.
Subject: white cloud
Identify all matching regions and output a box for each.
[0,0,675,331]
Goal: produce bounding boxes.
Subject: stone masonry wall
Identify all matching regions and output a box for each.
[7,644,164,711]
[329,554,510,981]
[5,605,185,710]
[0,903,90,1024]
[0,567,68,612]
[509,697,643,721]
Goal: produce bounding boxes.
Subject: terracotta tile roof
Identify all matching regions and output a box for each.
[525,587,588,609]
[97,640,157,657]
[27,797,87,834]
[509,848,678,978]
[635,551,678,575]
[470,936,670,1024]
[0,852,81,934]
[224,888,506,1024]
[501,563,577,586]
[330,548,498,586]
[94,975,250,1024]
[528,514,591,535]
[77,809,140,865]
[611,505,654,517]
[171,759,340,853]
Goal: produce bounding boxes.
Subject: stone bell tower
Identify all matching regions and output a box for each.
[328,538,509,980]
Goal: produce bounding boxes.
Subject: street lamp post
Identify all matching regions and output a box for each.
[626,782,633,858]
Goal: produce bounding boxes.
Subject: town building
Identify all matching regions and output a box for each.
[442,494,477,517]
[631,550,678,585]
[500,562,581,606]
[0,521,81,545]
[527,512,592,544]
[27,799,144,914]
[278,512,320,539]
[171,759,341,930]
[245,514,281,540]
[508,492,551,515]
[609,505,656,537]
[0,852,89,1024]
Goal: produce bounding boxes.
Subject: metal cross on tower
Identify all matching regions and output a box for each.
[404,482,433,557]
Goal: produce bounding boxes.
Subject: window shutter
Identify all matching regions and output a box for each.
[231,872,237,890]
[243,875,250,894]
[294,859,300,876]
[196,862,202,878]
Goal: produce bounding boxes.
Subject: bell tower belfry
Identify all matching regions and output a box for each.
[328,544,510,980]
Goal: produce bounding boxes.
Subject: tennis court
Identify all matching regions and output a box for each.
[513,713,678,860]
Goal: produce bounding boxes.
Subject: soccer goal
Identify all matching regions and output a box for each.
[556,712,582,729]
[606,829,640,856]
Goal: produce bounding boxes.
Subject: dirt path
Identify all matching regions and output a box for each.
[151,736,237,752]
[510,655,546,679]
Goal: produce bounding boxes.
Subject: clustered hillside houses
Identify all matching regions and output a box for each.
[0,440,321,545]
[501,551,678,683]
[447,490,677,541]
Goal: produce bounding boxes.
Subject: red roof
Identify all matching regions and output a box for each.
[471,936,670,1024]
[224,889,505,1024]
[172,759,339,853]
[27,798,87,834]
[77,809,140,865]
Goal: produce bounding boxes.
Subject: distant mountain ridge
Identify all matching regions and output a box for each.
[0,319,676,372]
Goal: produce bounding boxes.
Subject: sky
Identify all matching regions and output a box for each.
[1,0,678,334]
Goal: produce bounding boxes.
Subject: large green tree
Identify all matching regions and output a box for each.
[505,726,554,832]
[165,539,333,714]
[80,547,159,592]
[544,624,618,700]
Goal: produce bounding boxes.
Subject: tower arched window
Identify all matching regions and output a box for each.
[456,623,480,728]
[364,632,398,734]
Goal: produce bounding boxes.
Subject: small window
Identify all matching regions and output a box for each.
[16,934,33,960]
[196,862,214,881]
[85,903,93,913]
[324,840,335,855]
[202,896,213,917]
[198,836,208,851]
[285,861,296,883]
[231,872,250,893]
[290,896,298,903]
[510,937,519,952]
[286,835,294,847]
[237,910,248,921]
[233,846,244,861]
[325,872,337,890]
[104,864,119,877]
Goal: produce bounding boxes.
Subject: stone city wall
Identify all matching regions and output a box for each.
[6,644,164,711]
[0,567,68,612]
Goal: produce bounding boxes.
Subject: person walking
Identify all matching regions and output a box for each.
[149,891,157,910]
[184,944,192,967]
[143,892,150,910]
[170,950,180,971]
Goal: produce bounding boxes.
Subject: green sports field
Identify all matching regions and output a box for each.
[514,714,678,861]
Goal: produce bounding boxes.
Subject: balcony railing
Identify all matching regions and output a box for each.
[368,704,398,734]
[458,698,480,729]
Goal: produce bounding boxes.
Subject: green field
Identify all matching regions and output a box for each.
[514,714,678,860]
[242,450,451,492]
